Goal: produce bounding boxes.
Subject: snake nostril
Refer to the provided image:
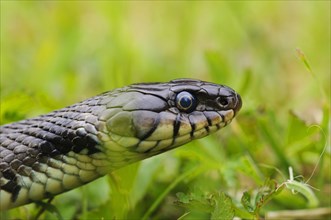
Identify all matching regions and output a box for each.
[217,97,229,107]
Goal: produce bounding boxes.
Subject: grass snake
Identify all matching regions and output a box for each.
[0,79,242,210]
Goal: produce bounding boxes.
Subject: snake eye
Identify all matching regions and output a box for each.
[176,91,197,113]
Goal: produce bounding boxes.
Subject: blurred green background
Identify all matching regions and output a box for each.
[1,1,330,220]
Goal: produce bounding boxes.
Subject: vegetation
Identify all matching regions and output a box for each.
[1,2,330,219]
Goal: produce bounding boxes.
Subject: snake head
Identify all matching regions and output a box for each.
[97,79,242,166]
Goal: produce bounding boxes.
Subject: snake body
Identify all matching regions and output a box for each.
[0,79,242,210]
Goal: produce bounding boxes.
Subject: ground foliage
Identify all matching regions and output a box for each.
[0,2,330,220]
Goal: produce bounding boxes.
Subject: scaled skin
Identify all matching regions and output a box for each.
[0,79,242,210]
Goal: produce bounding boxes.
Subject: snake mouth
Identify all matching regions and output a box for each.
[101,109,235,155]
[132,109,235,153]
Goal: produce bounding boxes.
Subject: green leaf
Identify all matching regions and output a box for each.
[176,192,191,204]
[296,48,312,73]
[175,190,236,219]
[255,179,278,211]
[241,191,255,213]
[240,179,285,217]
[211,192,234,220]
[175,189,213,212]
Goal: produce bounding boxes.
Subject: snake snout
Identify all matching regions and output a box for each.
[233,93,242,115]
[216,92,242,116]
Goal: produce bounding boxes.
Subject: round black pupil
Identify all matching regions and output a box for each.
[176,92,196,112]
[180,96,192,109]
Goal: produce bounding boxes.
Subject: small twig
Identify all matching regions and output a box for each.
[266,207,331,220]
[34,197,54,220]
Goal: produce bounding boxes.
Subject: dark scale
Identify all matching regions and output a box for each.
[0,109,102,204]
[173,114,181,138]
[1,168,21,202]
[36,127,101,156]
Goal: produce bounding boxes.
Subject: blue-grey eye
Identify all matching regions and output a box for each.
[176,91,197,113]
